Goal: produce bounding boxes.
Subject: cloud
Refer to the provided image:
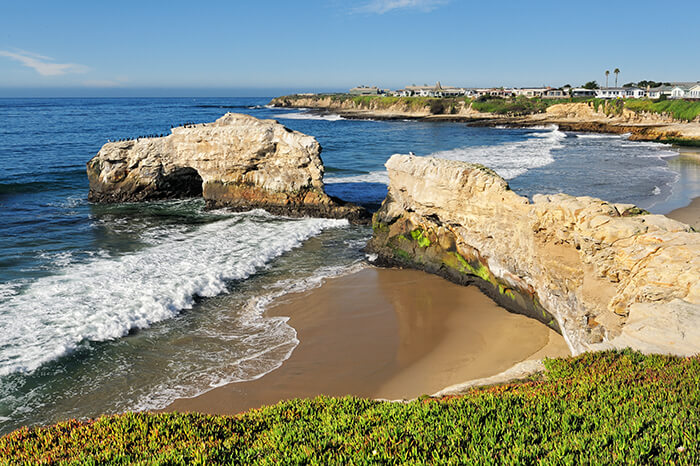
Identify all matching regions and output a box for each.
[355,0,448,14]
[0,49,89,76]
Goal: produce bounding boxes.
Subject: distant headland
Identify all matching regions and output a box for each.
[270,83,700,145]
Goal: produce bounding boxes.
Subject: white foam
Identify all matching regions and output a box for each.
[325,128,565,185]
[0,282,23,301]
[274,111,345,121]
[427,127,566,180]
[576,133,623,139]
[37,251,75,269]
[128,260,368,412]
[324,170,390,185]
[619,140,679,158]
[0,214,348,376]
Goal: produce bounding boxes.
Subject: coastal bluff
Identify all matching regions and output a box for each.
[367,154,700,356]
[271,95,700,144]
[87,113,368,223]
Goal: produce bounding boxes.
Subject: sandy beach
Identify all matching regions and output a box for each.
[667,197,700,229]
[163,149,700,418]
[165,268,568,415]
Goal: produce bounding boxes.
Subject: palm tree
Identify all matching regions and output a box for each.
[614,68,620,87]
[605,70,610,88]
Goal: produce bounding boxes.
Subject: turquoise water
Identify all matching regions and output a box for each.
[0,97,696,434]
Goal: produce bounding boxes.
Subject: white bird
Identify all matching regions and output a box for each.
[409,151,415,156]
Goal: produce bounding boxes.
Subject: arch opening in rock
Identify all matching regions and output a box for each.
[158,167,204,199]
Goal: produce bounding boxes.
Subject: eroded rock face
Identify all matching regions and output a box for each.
[367,154,700,356]
[87,113,368,223]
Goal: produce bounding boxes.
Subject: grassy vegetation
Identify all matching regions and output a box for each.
[1,350,698,464]
[327,94,461,114]
[624,99,700,122]
[470,96,556,116]
[279,93,700,122]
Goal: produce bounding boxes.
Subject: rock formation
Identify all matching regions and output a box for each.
[87,113,368,223]
[367,154,700,356]
[271,95,700,143]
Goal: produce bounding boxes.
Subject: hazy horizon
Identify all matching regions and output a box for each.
[1,0,699,98]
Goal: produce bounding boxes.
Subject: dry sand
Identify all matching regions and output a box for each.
[164,156,700,416]
[165,268,568,415]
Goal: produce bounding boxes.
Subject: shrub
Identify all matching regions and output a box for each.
[429,100,444,114]
[1,351,698,464]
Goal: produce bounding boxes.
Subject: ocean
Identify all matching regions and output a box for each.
[0,97,697,434]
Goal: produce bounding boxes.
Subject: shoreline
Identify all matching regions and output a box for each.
[667,196,700,229]
[270,97,700,145]
[162,128,700,418]
[163,268,569,415]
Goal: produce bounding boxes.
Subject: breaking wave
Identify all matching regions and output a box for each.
[274,111,345,121]
[0,213,348,377]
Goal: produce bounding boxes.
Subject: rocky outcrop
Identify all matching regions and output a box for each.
[87,113,368,223]
[270,95,484,120]
[271,95,700,144]
[367,154,700,356]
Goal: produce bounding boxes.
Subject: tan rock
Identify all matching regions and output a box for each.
[368,154,699,356]
[87,113,368,223]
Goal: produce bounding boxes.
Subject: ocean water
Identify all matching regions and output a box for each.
[0,98,697,434]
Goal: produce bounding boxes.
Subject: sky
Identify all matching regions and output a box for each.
[1,0,699,97]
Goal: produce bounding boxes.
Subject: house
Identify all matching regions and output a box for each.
[402,82,466,98]
[405,84,436,97]
[513,88,548,98]
[664,82,700,99]
[689,84,700,99]
[596,87,644,99]
[390,89,412,97]
[671,85,689,99]
[571,88,596,98]
[543,88,567,99]
[481,88,513,97]
[438,84,468,97]
[349,86,380,96]
[647,85,674,99]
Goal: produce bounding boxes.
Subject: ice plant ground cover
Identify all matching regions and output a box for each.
[0,350,698,464]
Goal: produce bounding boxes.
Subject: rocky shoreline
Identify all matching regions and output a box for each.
[87,111,700,357]
[270,96,700,145]
[367,155,700,356]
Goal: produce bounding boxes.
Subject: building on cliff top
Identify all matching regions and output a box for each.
[349,86,383,96]
[595,87,645,99]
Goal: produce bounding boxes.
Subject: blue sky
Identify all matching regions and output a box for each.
[1,0,698,96]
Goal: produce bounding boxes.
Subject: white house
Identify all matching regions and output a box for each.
[513,88,548,98]
[666,82,700,99]
[596,87,644,99]
[647,85,674,99]
[689,84,700,99]
[671,86,689,99]
[405,84,437,97]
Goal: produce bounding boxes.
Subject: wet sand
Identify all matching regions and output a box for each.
[165,268,568,415]
[667,196,700,229]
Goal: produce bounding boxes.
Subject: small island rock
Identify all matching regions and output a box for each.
[87,113,368,223]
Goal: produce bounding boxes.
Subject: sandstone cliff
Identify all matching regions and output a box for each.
[87,113,368,223]
[271,95,700,144]
[367,155,700,356]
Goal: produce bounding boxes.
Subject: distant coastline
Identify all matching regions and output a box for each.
[269,94,700,146]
